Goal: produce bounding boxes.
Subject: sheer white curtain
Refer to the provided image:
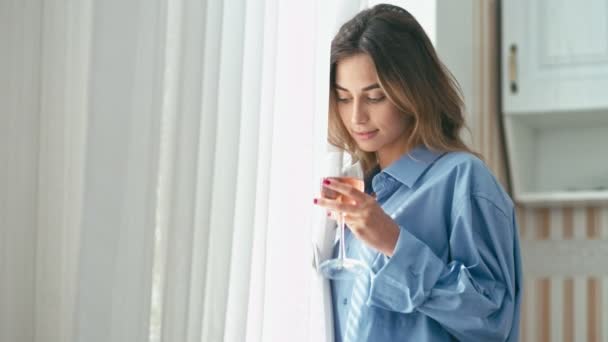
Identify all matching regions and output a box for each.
[0,0,362,342]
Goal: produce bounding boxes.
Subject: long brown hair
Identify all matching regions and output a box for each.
[329,4,478,176]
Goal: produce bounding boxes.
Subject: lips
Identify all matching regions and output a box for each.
[353,129,378,140]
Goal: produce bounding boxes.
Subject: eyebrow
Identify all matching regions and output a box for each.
[335,83,381,92]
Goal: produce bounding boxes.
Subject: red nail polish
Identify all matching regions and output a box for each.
[313,198,318,204]
[323,179,331,185]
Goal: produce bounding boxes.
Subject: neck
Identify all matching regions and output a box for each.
[377,127,415,169]
[376,127,412,170]
[377,143,411,169]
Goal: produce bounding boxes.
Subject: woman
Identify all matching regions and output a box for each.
[313,4,521,341]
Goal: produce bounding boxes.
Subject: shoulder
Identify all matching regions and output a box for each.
[428,150,487,182]
[431,151,514,216]
[436,151,489,180]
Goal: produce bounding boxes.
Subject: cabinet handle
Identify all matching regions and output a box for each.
[509,44,518,93]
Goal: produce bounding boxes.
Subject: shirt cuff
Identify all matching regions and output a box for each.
[367,225,445,312]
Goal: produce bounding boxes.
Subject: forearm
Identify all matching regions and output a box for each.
[365,226,517,340]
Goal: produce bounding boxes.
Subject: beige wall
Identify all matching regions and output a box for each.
[438,1,607,341]
[518,206,607,342]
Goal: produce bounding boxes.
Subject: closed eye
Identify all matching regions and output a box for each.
[367,96,385,103]
[336,96,385,104]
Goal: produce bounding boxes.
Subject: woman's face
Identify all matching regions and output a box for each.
[334,53,410,164]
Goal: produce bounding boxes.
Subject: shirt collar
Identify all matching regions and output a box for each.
[364,165,381,194]
[381,145,445,188]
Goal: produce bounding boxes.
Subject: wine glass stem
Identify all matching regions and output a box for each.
[338,212,346,260]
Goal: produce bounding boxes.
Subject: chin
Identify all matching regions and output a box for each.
[356,142,380,153]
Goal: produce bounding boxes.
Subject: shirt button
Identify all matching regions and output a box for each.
[343,298,348,306]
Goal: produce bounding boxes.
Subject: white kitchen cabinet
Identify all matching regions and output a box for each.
[502,0,608,206]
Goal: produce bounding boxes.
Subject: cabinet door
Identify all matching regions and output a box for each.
[502,0,608,113]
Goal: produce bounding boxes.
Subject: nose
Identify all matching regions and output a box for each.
[351,99,369,124]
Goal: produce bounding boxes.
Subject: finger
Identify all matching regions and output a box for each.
[320,186,340,200]
[313,197,359,213]
[322,179,368,203]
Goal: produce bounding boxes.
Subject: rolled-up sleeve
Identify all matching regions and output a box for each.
[366,194,521,341]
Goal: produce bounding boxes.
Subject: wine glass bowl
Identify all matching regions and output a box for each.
[322,177,364,204]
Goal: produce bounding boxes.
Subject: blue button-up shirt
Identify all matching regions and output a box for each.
[331,146,522,341]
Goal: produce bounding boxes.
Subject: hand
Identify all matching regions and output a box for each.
[314,178,400,256]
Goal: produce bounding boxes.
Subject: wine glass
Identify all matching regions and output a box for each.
[319,154,370,280]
